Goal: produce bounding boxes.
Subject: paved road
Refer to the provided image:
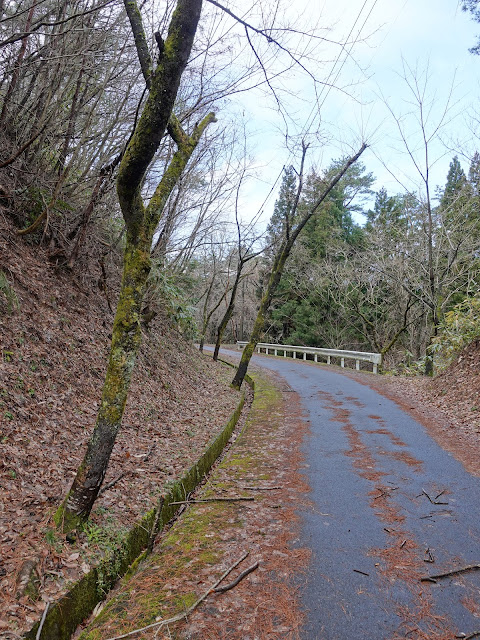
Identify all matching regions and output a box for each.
[218,348,480,640]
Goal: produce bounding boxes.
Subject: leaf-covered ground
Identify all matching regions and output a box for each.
[0,220,240,637]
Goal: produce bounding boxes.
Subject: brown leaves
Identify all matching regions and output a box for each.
[0,218,240,635]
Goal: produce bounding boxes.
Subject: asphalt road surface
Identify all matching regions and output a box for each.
[218,348,480,640]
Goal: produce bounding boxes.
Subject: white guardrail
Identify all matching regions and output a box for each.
[236,341,382,374]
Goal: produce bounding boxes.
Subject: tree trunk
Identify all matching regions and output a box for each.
[55,114,214,531]
[54,234,150,531]
[232,251,287,388]
[213,270,241,360]
[54,0,211,532]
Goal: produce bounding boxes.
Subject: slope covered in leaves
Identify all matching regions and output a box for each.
[0,218,240,636]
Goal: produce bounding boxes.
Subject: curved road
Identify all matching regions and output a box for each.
[219,348,480,640]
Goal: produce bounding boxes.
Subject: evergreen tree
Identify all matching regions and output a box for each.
[367,187,405,228]
[469,152,480,196]
[440,156,468,212]
[463,1,480,53]
[264,165,297,253]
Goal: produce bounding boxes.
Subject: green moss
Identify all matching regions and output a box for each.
[174,591,197,610]
[198,550,218,564]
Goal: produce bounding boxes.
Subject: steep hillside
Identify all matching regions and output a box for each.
[0,218,240,636]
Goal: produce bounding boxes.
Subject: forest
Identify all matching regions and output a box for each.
[2,0,480,636]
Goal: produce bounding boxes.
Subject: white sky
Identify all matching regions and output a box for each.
[228,0,480,225]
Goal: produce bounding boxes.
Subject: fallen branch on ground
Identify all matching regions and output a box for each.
[213,561,259,593]
[99,446,156,495]
[241,486,282,490]
[353,569,369,576]
[421,564,480,582]
[36,601,50,640]
[105,552,254,640]
[456,632,480,639]
[169,497,254,505]
[421,488,448,505]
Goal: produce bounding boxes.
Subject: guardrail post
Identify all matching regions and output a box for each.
[355,359,360,371]
[303,352,307,361]
[341,357,345,368]
[314,354,318,363]
[373,363,378,374]
[327,355,331,365]
[274,348,277,356]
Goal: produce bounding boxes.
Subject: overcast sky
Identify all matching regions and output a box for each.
[231,0,480,224]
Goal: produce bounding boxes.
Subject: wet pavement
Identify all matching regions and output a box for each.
[218,349,480,640]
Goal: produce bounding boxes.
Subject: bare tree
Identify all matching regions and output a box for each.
[378,60,465,374]
[232,141,367,389]
[55,0,215,532]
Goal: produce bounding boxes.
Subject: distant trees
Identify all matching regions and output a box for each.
[265,158,374,347]
[253,151,480,372]
[463,0,480,52]
[231,143,367,389]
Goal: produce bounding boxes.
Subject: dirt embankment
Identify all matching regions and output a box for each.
[0,218,240,637]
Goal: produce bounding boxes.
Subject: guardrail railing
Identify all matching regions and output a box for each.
[236,341,382,374]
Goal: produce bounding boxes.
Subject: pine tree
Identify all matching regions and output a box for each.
[463,1,480,53]
[367,188,404,227]
[469,151,480,196]
[264,165,297,253]
[440,156,468,212]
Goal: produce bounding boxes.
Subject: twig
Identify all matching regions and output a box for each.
[213,561,259,593]
[424,548,435,563]
[375,487,398,500]
[99,472,126,495]
[241,486,282,490]
[104,552,250,640]
[36,601,50,640]
[421,564,480,582]
[169,497,254,505]
[456,632,480,639]
[422,488,449,505]
[353,569,370,576]
[99,446,156,495]
[147,495,164,554]
[400,539,407,548]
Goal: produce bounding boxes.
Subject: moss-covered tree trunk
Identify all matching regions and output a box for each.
[55,234,150,531]
[55,0,213,532]
[232,143,367,390]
